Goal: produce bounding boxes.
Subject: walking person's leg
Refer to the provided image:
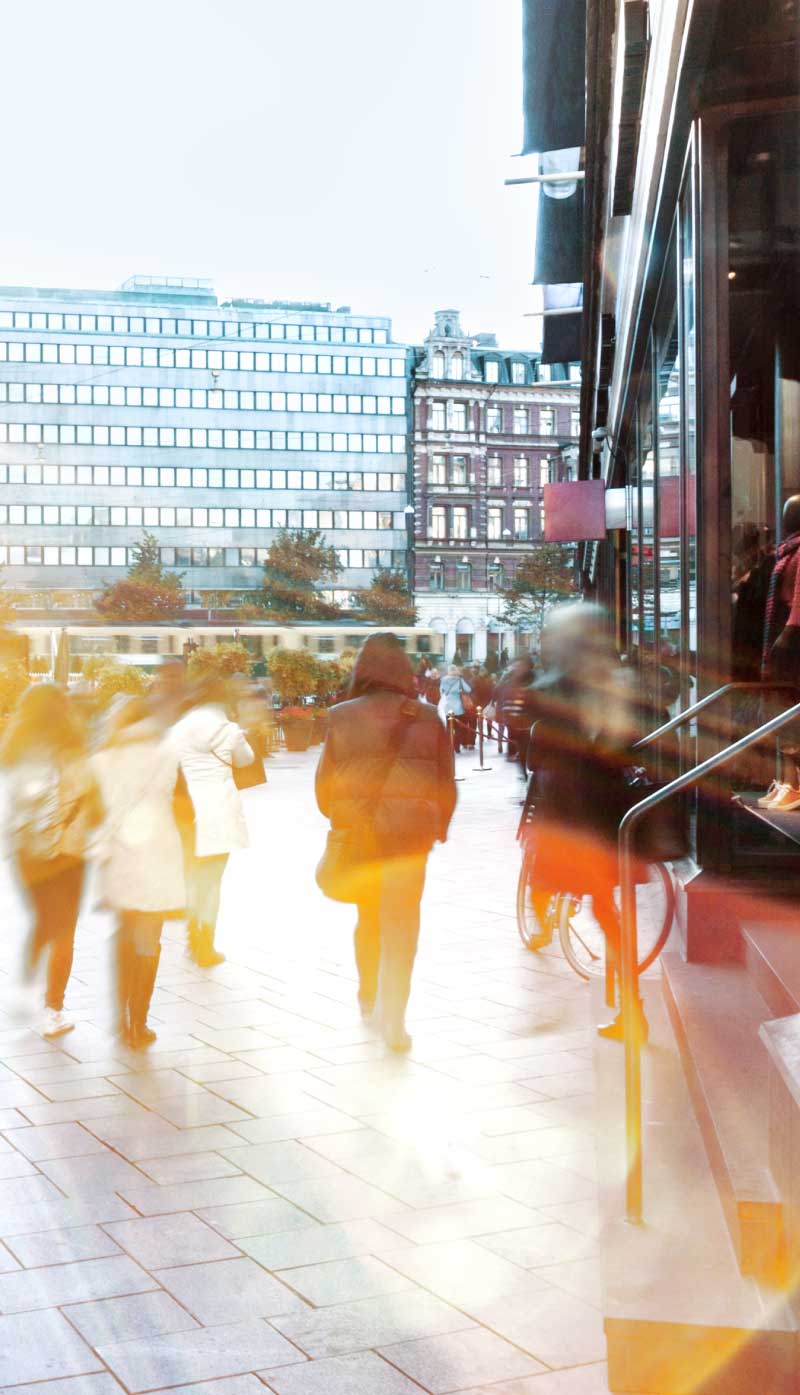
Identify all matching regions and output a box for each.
[128,912,164,1049]
[354,878,380,1019]
[593,883,648,1043]
[376,854,427,1052]
[192,855,228,967]
[43,861,84,1021]
[115,913,136,1041]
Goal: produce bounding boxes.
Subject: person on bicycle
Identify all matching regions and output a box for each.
[527,603,649,1044]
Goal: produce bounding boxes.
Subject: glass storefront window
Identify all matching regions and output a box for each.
[655,228,683,716]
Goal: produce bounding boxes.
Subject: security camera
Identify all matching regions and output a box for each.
[591,427,607,442]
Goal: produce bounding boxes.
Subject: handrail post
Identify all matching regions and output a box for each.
[619,815,643,1223]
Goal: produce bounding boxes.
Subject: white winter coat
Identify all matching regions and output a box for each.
[91,719,185,913]
[170,703,253,858]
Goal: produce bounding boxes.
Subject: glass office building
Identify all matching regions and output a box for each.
[0,276,410,611]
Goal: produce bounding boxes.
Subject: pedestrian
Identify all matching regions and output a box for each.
[438,663,473,752]
[91,697,184,1048]
[1,683,102,1037]
[170,676,254,967]
[528,603,649,1042]
[315,633,456,1052]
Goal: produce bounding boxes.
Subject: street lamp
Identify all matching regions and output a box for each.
[403,505,415,594]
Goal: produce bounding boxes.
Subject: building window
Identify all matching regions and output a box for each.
[432,351,444,378]
[487,454,502,487]
[569,364,581,382]
[539,457,551,487]
[448,401,467,431]
[539,407,554,435]
[511,361,526,384]
[488,563,505,591]
[488,506,503,540]
[450,353,464,380]
[513,506,530,540]
[539,363,552,382]
[486,404,502,433]
[452,506,469,540]
[431,506,447,540]
[485,360,499,383]
[455,563,472,590]
[513,456,529,487]
[429,562,444,590]
[430,401,446,430]
[430,454,446,485]
[570,408,580,436]
[513,406,528,434]
[449,455,468,485]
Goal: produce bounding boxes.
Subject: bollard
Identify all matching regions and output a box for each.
[448,713,465,781]
[473,707,491,773]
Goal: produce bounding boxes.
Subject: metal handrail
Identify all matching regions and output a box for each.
[633,681,799,752]
[618,698,800,1225]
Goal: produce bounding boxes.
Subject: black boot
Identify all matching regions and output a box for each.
[598,999,649,1045]
[129,949,161,1049]
[191,924,225,969]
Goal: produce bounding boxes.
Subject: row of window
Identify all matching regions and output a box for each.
[428,454,552,488]
[429,504,540,542]
[0,382,406,416]
[0,423,406,453]
[429,351,581,388]
[0,463,406,492]
[426,401,578,435]
[0,342,404,378]
[2,504,402,531]
[0,544,401,570]
[426,562,507,592]
[0,311,389,345]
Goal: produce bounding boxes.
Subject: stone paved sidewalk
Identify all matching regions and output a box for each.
[0,744,622,1395]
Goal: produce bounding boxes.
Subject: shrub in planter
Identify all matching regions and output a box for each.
[280,705,315,752]
[266,648,321,706]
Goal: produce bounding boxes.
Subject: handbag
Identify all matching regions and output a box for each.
[622,764,689,862]
[231,755,267,790]
[461,685,476,716]
[316,703,417,904]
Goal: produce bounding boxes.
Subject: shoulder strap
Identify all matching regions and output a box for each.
[368,701,417,809]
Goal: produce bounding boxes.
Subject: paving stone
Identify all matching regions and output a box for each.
[240,1219,411,1271]
[105,1213,240,1269]
[66,1289,200,1346]
[148,1093,253,1128]
[109,1070,207,1103]
[471,1286,607,1369]
[7,1224,122,1268]
[226,1109,359,1144]
[117,1175,273,1215]
[92,1122,243,1161]
[0,1254,157,1312]
[0,1375,125,1395]
[378,1328,546,1391]
[0,1194,135,1238]
[478,1224,597,1269]
[219,1141,343,1185]
[260,1351,423,1395]
[98,1318,305,1391]
[197,1198,322,1240]
[379,1239,552,1311]
[271,1290,475,1359]
[380,1197,541,1244]
[138,1151,243,1184]
[0,1151,37,1179]
[453,1365,612,1395]
[36,1077,122,1103]
[0,1309,102,1385]
[269,1175,412,1224]
[19,1096,149,1127]
[36,1150,148,1196]
[278,1255,413,1306]
[0,1174,62,1207]
[155,1257,306,1322]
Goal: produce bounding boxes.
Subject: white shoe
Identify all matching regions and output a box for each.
[766,786,800,812]
[757,780,784,807]
[41,1008,75,1038]
[762,782,791,809]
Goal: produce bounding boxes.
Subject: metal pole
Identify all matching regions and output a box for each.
[618,698,800,1225]
[474,707,491,773]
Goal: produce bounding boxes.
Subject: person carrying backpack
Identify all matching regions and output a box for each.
[1,683,101,1037]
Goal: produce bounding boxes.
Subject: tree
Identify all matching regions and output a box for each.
[95,532,184,622]
[499,544,577,651]
[266,647,322,705]
[353,568,417,626]
[187,642,252,682]
[257,530,341,622]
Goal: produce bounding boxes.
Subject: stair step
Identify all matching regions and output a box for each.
[742,920,800,1019]
[661,953,783,1281]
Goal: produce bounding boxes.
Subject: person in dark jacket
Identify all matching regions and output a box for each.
[528,603,648,1043]
[315,633,457,1052]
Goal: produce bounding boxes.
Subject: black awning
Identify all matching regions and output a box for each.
[522,0,587,154]
[542,311,582,365]
[534,181,584,285]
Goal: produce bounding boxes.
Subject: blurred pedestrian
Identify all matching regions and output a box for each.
[171,676,254,967]
[316,634,456,1052]
[92,697,184,1048]
[438,663,472,752]
[1,683,101,1037]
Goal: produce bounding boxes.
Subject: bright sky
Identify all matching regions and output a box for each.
[1,0,540,350]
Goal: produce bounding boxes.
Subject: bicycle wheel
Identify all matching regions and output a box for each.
[516,853,555,951]
[557,862,675,980]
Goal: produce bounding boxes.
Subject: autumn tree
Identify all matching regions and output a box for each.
[257,529,341,622]
[499,544,577,651]
[95,533,184,622]
[353,568,417,626]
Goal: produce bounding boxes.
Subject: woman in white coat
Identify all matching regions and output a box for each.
[170,677,254,967]
[92,698,184,1048]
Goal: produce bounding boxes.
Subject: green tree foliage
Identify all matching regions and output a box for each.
[353,568,417,626]
[187,642,252,682]
[266,647,322,706]
[499,544,577,650]
[0,661,30,719]
[95,532,184,622]
[258,530,341,622]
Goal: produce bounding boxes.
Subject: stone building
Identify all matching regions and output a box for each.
[411,310,579,664]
